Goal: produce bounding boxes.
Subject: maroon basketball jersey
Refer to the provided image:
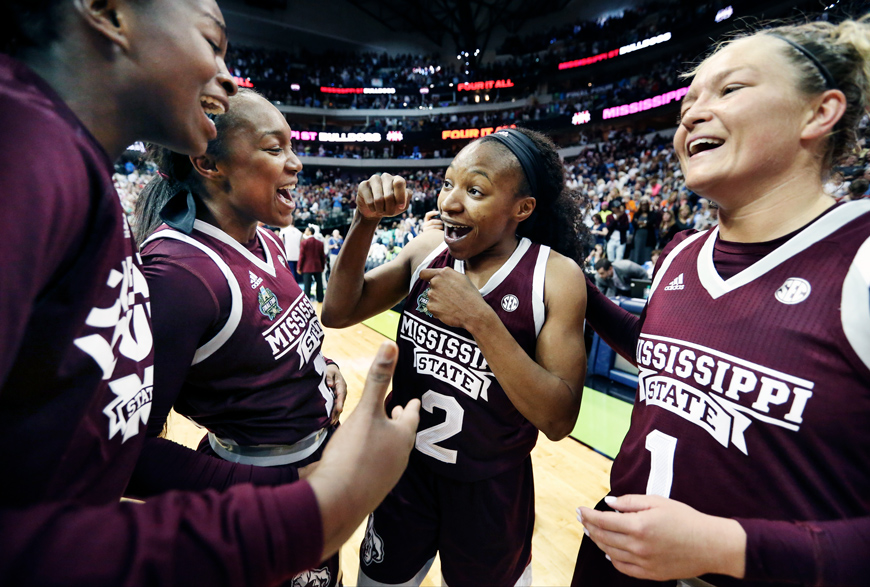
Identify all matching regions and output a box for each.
[0,55,155,506]
[391,238,550,481]
[142,221,332,446]
[611,200,870,525]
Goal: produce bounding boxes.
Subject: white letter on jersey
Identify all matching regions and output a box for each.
[645,430,677,498]
[415,391,464,464]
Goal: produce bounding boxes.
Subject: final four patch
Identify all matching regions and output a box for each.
[416,287,433,317]
[258,286,282,320]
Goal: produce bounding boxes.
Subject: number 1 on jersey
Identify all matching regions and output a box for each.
[415,390,464,464]
[645,430,677,498]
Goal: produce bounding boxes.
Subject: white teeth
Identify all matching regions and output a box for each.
[200,96,226,115]
[689,137,724,156]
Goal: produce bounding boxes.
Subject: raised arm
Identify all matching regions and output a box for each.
[419,252,587,440]
[321,173,441,328]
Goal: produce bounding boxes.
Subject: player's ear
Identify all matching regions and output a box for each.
[190,154,221,180]
[515,196,536,223]
[73,0,133,52]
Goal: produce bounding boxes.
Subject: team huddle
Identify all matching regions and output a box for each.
[1,1,869,586]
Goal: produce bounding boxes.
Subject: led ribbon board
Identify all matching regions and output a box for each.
[456,79,515,92]
[320,87,396,94]
[601,86,689,120]
[441,124,517,140]
[290,130,384,142]
[559,32,672,70]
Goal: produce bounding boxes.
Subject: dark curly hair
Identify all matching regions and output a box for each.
[479,127,589,266]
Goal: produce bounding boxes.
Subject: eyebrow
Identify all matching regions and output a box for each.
[681,65,757,107]
[260,130,289,141]
[445,164,493,184]
[205,12,228,40]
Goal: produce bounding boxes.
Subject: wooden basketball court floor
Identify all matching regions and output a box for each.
[165,306,615,586]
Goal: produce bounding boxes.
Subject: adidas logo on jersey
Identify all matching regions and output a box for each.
[249,271,263,289]
[664,273,685,291]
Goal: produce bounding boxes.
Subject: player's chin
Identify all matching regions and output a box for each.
[445,241,475,261]
[268,211,295,229]
[159,125,212,158]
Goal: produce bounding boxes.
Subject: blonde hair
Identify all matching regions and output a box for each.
[682,15,870,170]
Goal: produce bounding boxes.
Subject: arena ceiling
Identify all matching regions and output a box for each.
[220,0,634,57]
[339,0,574,53]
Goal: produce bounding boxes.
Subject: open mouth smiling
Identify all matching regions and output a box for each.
[276,183,296,207]
[688,137,725,157]
[442,218,473,242]
[200,95,228,128]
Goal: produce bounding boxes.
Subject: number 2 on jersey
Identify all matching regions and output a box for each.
[645,430,677,498]
[415,390,464,464]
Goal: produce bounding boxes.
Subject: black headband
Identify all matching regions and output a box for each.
[483,129,548,199]
[768,34,837,90]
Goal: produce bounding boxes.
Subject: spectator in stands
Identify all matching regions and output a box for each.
[642,248,661,278]
[326,229,344,281]
[573,15,870,586]
[605,199,631,260]
[590,213,608,246]
[692,197,715,230]
[675,202,694,230]
[629,197,660,264]
[657,209,681,249]
[594,258,648,297]
[585,243,607,273]
[848,178,869,199]
[299,225,327,302]
[281,223,304,282]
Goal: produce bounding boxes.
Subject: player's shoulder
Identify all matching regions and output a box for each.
[543,247,584,279]
[141,230,228,274]
[401,229,446,269]
[835,200,870,238]
[543,249,586,303]
[140,232,234,297]
[664,228,701,255]
[0,58,80,155]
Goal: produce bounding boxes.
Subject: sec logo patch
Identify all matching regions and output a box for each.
[501,294,519,312]
[775,278,811,305]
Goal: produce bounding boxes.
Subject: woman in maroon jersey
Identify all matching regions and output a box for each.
[131,88,355,586]
[572,15,870,587]
[323,128,589,587]
[0,0,419,584]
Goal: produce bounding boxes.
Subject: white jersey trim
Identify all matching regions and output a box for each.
[456,237,532,296]
[842,234,870,373]
[648,231,708,302]
[532,245,550,336]
[698,201,870,300]
[141,229,243,365]
[193,220,278,278]
[260,228,287,260]
[409,241,448,292]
